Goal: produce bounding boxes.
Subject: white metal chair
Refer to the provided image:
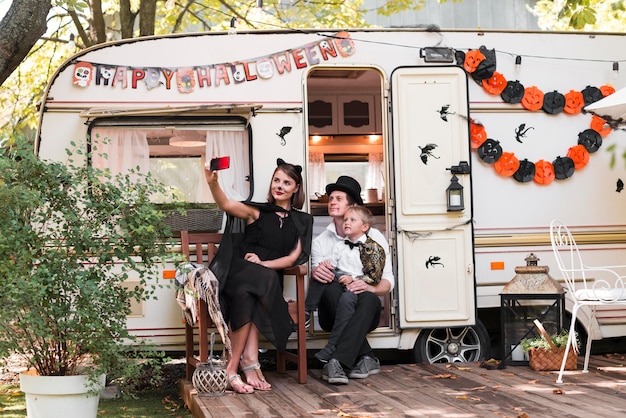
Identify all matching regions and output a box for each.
[549,219,626,383]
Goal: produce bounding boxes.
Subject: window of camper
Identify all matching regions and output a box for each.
[308,135,385,200]
[324,154,369,193]
[89,120,251,204]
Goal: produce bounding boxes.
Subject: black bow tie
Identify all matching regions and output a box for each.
[344,240,361,249]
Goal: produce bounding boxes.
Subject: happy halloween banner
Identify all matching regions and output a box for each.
[72,31,355,93]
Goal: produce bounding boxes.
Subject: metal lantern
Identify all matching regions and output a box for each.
[500,253,565,366]
[191,333,227,396]
[446,174,464,211]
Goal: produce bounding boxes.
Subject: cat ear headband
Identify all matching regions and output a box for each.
[276,158,303,174]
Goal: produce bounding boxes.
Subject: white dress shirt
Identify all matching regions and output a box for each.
[311,223,395,291]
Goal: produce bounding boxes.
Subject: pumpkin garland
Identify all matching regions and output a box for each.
[462,46,617,185]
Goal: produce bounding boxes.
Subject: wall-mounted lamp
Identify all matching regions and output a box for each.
[420,47,454,63]
[446,174,464,211]
[228,17,237,35]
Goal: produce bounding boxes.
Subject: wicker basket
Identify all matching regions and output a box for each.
[161,206,224,233]
[528,346,578,371]
[192,361,227,396]
[191,333,227,396]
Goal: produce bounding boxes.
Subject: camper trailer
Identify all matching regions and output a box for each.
[36,29,626,363]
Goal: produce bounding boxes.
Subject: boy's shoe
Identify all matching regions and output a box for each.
[348,355,380,379]
[314,345,336,363]
[304,311,311,329]
[322,359,349,385]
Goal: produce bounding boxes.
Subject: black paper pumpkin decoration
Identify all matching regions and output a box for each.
[513,159,536,183]
[477,138,502,164]
[471,46,496,82]
[567,144,590,169]
[552,156,575,180]
[581,85,603,107]
[578,129,602,153]
[501,80,525,104]
[542,91,565,114]
[455,50,466,67]
[534,160,555,185]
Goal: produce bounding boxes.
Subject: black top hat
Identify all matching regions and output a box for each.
[326,176,363,205]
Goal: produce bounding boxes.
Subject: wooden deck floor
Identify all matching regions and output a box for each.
[181,354,626,417]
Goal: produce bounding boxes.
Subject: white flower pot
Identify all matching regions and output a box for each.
[19,371,106,418]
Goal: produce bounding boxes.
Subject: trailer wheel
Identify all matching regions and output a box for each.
[413,320,490,363]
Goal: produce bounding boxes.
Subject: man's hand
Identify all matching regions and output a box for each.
[312,260,334,283]
[347,279,372,295]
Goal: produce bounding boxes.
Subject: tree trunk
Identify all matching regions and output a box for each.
[119,0,135,39]
[88,0,107,44]
[139,0,157,37]
[0,0,52,86]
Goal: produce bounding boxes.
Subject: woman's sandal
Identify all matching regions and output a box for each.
[228,374,254,394]
[241,362,271,391]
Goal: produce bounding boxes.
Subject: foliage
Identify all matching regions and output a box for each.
[520,330,579,353]
[0,136,178,383]
[530,0,626,31]
[0,0,432,140]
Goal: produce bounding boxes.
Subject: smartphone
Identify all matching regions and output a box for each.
[208,156,230,171]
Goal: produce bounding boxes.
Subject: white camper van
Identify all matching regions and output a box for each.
[35,29,626,363]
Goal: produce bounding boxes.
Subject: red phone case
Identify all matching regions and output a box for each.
[209,156,230,171]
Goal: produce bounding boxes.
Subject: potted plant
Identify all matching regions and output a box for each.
[521,321,579,372]
[0,137,177,417]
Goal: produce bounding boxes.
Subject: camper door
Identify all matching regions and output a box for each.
[391,66,475,329]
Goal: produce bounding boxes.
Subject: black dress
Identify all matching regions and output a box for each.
[219,210,301,351]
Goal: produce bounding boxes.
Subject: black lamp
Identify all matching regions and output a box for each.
[446,174,464,211]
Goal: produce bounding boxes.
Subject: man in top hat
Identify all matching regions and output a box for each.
[310,176,394,385]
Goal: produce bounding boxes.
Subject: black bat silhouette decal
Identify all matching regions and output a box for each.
[617,178,624,193]
[515,123,534,143]
[418,143,440,164]
[425,256,444,269]
[438,105,455,122]
[276,126,292,145]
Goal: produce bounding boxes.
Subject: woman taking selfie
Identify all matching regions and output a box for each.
[205,158,312,394]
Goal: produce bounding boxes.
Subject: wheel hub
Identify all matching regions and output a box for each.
[447,342,460,355]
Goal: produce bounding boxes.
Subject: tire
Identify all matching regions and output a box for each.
[413,320,491,363]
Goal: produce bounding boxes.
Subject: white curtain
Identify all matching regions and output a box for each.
[308,151,326,198]
[91,128,150,181]
[205,130,248,201]
[366,152,385,193]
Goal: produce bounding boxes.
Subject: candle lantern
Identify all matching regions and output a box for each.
[446,174,464,211]
[500,253,565,366]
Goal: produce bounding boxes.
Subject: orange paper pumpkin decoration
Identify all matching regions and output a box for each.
[600,85,616,97]
[534,160,555,185]
[590,115,612,137]
[564,90,585,114]
[566,144,590,170]
[470,120,488,148]
[494,152,520,177]
[464,50,485,73]
[482,71,507,95]
[521,86,544,111]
